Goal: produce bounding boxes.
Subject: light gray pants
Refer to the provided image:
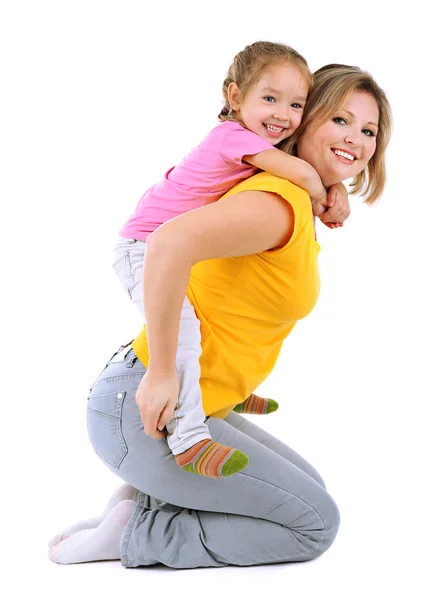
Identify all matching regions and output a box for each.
[112,236,210,454]
[87,345,340,568]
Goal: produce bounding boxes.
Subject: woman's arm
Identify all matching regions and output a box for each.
[144,190,294,373]
[244,149,327,208]
[138,190,294,438]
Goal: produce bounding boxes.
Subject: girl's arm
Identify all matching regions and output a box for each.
[319,182,351,228]
[244,148,327,208]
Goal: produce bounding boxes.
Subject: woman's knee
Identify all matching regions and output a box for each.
[304,493,341,560]
[320,494,340,553]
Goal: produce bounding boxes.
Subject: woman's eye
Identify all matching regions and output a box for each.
[263,96,276,103]
[333,117,347,125]
[362,128,376,137]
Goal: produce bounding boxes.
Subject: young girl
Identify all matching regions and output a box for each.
[113,41,349,479]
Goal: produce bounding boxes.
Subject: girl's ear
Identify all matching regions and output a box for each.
[227,82,242,111]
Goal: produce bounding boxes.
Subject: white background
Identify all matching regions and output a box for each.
[1,0,422,598]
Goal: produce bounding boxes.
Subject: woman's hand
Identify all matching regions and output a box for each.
[136,367,179,439]
[318,182,351,229]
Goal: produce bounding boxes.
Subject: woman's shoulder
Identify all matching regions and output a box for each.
[223,171,312,213]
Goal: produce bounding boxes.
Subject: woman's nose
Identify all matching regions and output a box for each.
[345,127,361,146]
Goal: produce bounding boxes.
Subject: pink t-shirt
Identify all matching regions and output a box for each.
[120,121,275,240]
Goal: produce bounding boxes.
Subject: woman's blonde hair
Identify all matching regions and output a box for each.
[218,41,313,122]
[282,64,392,204]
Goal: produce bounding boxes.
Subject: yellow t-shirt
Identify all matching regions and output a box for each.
[132,172,320,419]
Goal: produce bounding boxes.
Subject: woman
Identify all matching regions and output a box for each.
[48,64,391,568]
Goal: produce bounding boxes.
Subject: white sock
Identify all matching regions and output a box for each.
[48,483,137,548]
[48,499,136,564]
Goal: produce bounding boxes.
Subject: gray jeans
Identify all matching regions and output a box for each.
[86,345,340,568]
[112,236,210,454]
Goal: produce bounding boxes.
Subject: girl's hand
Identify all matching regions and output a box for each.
[309,179,328,217]
[319,182,350,228]
[136,367,179,439]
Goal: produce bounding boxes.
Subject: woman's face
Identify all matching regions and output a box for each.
[297,91,379,187]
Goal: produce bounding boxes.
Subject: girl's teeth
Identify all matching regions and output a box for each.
[265,124,283,133]
[334,149,354,161]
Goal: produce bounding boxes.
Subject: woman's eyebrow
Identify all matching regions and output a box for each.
[341,109,378,127]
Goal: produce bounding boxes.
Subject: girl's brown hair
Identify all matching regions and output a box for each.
[218,41,313,122]
[282,64,392,204]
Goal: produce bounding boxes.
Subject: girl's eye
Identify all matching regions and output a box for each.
[291,103,303,109]
[263,96,276,103]
[362,128,376,137]
[333,117,347,125]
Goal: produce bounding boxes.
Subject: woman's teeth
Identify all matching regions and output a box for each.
[333,149,355,161]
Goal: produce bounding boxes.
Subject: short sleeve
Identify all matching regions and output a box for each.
[219,123,275,167]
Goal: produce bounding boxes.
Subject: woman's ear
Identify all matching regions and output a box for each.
[227,82,241,112]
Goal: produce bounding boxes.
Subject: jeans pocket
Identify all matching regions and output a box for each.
[112,249,129,271]
[87,391,128,468]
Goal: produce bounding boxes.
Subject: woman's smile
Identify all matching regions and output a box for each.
[297,91,379,187]
[331,148,357,162]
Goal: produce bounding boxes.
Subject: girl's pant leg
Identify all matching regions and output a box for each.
[112,237,146,311]
[112,238,210,454]
[166,296,210,454]
[86,352,340,569]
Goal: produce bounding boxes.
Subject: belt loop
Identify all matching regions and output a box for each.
[126,353,138,368]
[106,341,135,366]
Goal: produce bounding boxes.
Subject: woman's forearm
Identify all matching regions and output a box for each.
[143,230,192,372]
[142,188,296,372]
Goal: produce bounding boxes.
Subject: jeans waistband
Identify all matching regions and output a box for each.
[117,236,145,244]
[107,341,134,365]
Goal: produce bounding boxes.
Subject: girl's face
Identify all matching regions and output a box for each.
[229,62,309,146]
[297,91,379,187]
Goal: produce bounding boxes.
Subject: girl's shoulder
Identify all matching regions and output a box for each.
[193,120,250,154]
[205,119,247,140]
[202,120,268,153]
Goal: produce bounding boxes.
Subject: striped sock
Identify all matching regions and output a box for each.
[175,439,249,478]
[233,393,279,415]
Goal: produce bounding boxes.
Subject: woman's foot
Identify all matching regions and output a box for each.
[48,499,136,564]
[48,483,137,549]
[234,393,278,415]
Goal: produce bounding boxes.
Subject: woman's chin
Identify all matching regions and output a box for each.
[322,168,354,188]
[321,175,340,188]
